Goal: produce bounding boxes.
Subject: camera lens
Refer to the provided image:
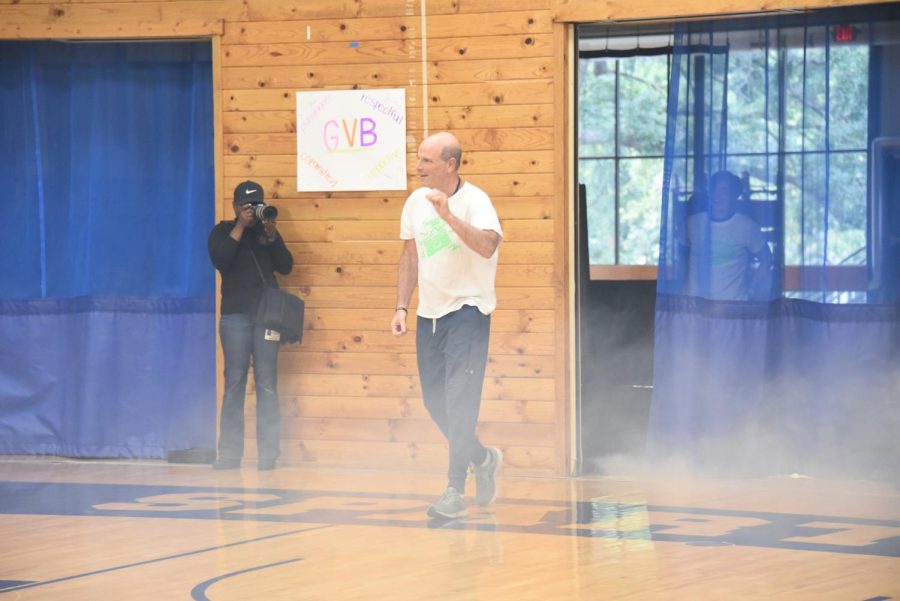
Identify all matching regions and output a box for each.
[253,204,278,220]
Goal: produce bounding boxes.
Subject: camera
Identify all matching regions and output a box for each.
[249,201,278,221]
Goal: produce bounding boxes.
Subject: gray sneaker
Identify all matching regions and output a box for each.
[474,447,502,505]
[427,486,468,519]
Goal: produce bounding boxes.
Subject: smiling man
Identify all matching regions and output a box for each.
[390,131,504,519]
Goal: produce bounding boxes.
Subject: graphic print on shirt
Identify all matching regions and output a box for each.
[421,216,460,257]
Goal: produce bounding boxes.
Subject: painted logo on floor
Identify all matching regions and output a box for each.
[0,480,898,558]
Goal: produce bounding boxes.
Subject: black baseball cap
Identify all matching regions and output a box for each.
[233,180,264,205]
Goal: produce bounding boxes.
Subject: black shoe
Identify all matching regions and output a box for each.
[212,458,240,470]
[258,458,276,471]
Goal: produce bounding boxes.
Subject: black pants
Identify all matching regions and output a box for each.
[416,305,491,492]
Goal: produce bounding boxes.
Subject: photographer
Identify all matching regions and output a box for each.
[207,180,293,470]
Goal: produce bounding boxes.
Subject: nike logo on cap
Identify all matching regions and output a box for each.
[245,189,257,194]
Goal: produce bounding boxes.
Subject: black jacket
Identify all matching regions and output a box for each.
[207,220,294,315]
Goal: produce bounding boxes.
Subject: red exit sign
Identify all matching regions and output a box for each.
[833,25,856,43]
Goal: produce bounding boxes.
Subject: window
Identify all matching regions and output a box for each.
[577,21,877,302]
[578,45,669,267]
[782,34,870,302]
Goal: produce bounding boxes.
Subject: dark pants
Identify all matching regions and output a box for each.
[217,313,281,462]
[416,305,491,492]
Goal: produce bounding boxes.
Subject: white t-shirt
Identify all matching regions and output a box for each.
[684,211,765,301]
[400,181,502,318]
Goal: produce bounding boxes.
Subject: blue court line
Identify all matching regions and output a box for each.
[0,581,34,591]
[0,525,330,595]
[191,558,302,601]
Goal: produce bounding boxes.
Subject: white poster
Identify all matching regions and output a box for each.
[296,88,407,192]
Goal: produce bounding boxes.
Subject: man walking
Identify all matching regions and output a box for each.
[391,131,503,518]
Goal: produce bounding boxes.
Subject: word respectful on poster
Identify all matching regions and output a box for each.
[296,88,407,192]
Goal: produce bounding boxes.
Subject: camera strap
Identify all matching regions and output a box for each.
[249,250,274,289]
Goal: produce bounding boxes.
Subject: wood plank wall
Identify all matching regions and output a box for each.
[0,0,568,475]
[0,0,880,476]
[223,0,564,474]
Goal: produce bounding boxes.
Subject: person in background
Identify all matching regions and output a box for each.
[391,131,504,519]
[208,181,293,470]
[682,170,771,301]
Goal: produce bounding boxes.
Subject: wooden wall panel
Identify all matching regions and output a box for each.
[0,2,240,38]
[222,104,554,133]
[292,285,557,309]
[280,352,555,378]
[221,81,553,109]
[224,128,555,154]
[221,10,550,44]
[283,396,557,423]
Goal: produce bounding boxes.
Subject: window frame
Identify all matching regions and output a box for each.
[576,24,875,295]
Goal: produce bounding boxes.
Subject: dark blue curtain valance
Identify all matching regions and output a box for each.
[0,41,216,458]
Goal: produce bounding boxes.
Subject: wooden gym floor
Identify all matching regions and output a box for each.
[0,457,897,600]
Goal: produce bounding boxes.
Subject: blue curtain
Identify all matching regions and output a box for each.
[649,8,900,479]
[0,41,216,458]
